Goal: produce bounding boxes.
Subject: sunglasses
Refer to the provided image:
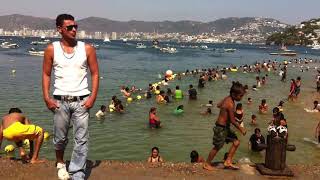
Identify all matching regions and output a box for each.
[65,25,78,31]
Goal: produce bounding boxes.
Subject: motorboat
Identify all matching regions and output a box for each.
[28,48,44,56]
[311,44,320,50]
[30,37,50,45]
[200,45,208,50]
[160,47,177,54]
[91,43,100,49]
[136,43,147,49]
[1,42,19,49]
[224,48,236,52]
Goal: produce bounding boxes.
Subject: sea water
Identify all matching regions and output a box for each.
[0,37,319,165]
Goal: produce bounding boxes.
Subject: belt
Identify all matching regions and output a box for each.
[54,95,89,102]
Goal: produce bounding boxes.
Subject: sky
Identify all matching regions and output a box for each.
[0,0,319,24]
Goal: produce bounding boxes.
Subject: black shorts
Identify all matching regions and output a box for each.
[212,124,238,150]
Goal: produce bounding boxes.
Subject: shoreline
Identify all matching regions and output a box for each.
[0,158,319,179]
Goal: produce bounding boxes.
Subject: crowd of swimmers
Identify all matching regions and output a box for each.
[1,57,320,167]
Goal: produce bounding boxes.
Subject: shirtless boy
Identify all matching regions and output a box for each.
[0,108,44,163]
[204,82,246,170]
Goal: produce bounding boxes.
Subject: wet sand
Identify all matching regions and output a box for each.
[0,158,319,180]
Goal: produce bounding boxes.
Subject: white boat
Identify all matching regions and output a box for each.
[1,42,19,49]
[31,37,50,45]
[136,43,147,49]
[92,44,100,49]
[160,47,177,54]
[103,37,110,42]
[224,48,236,52]
[28,48,44,56]
[200,45,208,50]
[311,44,320,50]
[122,38,128,43]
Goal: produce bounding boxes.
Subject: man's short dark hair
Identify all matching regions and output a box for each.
[9,107,22,114]
[56,14,74,27]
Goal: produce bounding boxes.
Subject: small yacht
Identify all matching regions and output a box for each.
[1,42,19,49]
[160,47,177,54]
[31,36,50,45]
[224,48,236,52]
[136,43,147,49]
[28,48,44,56]
[200,45,208,50]
[311,44,320,50]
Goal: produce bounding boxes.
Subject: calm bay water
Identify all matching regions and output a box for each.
[0,37,319,164]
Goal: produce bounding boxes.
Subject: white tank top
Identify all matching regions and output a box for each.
[52,41,90,96]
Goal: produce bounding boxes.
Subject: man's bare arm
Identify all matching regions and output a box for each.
[83,44,99,109]
[42,44,58,110]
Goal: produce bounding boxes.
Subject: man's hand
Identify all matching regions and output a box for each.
[44,98,58,111]
[82,96,95,110]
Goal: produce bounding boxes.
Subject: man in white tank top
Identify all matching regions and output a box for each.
[42,14,99,180]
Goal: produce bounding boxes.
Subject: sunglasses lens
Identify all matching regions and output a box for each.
[66,25,78,31]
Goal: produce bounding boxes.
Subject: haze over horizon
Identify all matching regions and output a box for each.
[0,0,319,24]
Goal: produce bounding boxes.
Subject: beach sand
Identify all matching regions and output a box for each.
[0,158,319,179]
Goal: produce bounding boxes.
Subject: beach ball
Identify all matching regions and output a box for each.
[166,70,173,76]
[155,90,160,95]
[109,108,114,112]
[137,95,142,100]
[23,139,30,146]
[44,132,50,140]
[4,145,15,152]
[127,97,133,102]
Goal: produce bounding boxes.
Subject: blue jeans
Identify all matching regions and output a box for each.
[53,96,89,180]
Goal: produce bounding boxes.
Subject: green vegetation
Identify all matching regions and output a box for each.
[266,18,320,46]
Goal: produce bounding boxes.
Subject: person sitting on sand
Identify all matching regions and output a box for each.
[251,114,257,125]
[147,147,164,163]
[203,82,246,170]
[259,99,268,114]
[234,103,244,127]
[200,108,212,116]
[248,128,265,152]
[95,105,107,119]
[190,150,205,163]
[149,107,161,129]
[0,108,45,164]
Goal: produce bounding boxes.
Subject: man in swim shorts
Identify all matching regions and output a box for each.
[0,108,44,163]
[204,82,246,170]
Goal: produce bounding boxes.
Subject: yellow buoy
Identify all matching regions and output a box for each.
[155,90,160,95]
[5,145,15,152]
[137,95,142,100]
[127,97,133,102]
[44,132,50,140]
[109,108,114,112]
